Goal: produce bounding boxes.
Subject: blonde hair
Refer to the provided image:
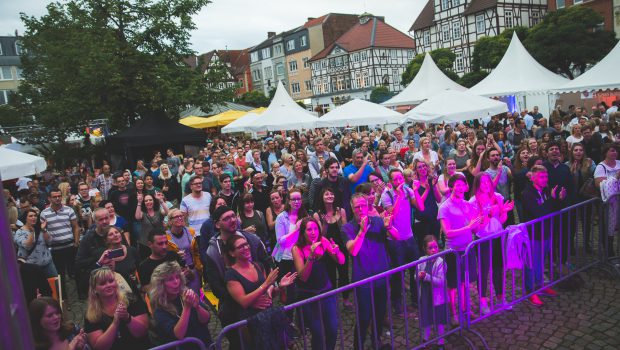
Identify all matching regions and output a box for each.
[148,261,187,315]
[159,164,171,180]
[85,267,129,323]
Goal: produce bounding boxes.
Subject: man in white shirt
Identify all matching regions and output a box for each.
[180,175,212,232]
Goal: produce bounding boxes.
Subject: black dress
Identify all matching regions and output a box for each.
[84,298,150,350]
[322,217,350,299]
[223,263,267,322]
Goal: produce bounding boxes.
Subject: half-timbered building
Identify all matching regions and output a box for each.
[309,14,415,113]
[410,0,548,75]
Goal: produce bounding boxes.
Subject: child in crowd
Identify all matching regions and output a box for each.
[417,235,448,349]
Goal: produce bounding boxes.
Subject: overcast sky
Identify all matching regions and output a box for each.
[1,0,425,53]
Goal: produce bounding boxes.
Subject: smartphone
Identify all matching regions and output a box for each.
[108,248,124,259]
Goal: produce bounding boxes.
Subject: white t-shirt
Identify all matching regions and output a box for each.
[594,161,620,179]
[16,177,31,191]
[180,192,212,232]
[413,150,439,167]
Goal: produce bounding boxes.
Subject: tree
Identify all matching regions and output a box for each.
[0,104,30,127]
[470,27,529,70]
[524,6,617,79]
[369,86,393,104]
[235,90,270,108]
[458,70,489,88]
[401,48,459,86]
[16,0,234,142]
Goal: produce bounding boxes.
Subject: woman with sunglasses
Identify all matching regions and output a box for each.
[166,209,202,294]
[84,267,150,350]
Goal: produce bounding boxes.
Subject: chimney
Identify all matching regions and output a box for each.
[15,29,19,37]
[268,31,276,38]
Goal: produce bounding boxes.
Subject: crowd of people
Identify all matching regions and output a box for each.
[6,101,620,350]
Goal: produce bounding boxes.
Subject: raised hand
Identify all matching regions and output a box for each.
[551,185,559,199]
[114,302,130,321]
[137,193,143,203]
[264,267,279,287]
[328,238,340,254]
[503,200,515,212]
[359,216,370,235]
[279,272,298,288]
[559,187,567,200]
[383,213,393,228]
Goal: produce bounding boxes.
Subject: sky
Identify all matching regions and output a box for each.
[0,0,426,53]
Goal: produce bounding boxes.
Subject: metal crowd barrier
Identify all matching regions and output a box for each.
[462,198,605,329]
[149,337,208,350]
[601,193,620,275]
[213,249,484,350]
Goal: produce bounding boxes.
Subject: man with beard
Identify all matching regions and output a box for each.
[108,173,134,230]
[310,157,351,214]
[344,149,375,194]
[581,125,603,164]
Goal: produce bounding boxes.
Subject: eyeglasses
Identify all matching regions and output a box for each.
[289,198,302,202]
[219,214,237,222]
[234,242,250,251]
[171,215,184,220]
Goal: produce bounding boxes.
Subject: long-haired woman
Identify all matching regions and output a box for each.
[155,164,180,205]
[29,297,86,350]
[313,187,350,306]
[149,261,212,348]
[412,159,442,245]
[135,192,168,259]
[84,267,149,350]
[292,217,343,350]
[469,172,513,314]
[567,143,596,252]
[512,148,531,222]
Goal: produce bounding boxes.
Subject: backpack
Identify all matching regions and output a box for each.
[504,224,532,270]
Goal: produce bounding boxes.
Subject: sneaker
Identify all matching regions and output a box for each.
[540,288,558,297]
[528,294,544,306]
[480,299,490,315]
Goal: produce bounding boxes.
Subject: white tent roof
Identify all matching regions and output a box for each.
[400,90,508,124]
[555,40,620,93]
[315,99,403,127]
[382,53,466,106]
[468,32,570,97]
[0,147,47,180]
[246,81,317,132]
[221,112,261,133]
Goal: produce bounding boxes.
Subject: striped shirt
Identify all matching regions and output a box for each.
[40,205,77,251]
[95,174,114,199]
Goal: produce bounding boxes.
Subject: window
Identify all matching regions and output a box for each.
[505,10,514,28]
[407,50,414,60]
[289,60,298,72]
[360,51,368,61]
[392,70,400,85]
[0,90,12,104]
[300,36,307,47]
[455,52,464,72]
[390,50,397,59]
[305,80,312,91]
[442,24,450,41]
[476,14,486,34]
[556,0,565,8]
[336,75,344,91]
[531,11,540,26]
[335,56,343,67]
[287,39,295,51]
[302,57,309,68]
[16,67,23,80]
[264,66,272,79]
[321,60,328,68]
[352,53,360,62]
[252,69,261,81]
[453,0,460,5]
[15,41,21,55]
[322,77,329,93]
[261,47,271,59]
[423,30,431,46]
[291,82,300,94]
[250,51,259,62]
[362,70,370,87]
[274,45,282,55]
[452,21,461,38]
[276,63,284,76]
[0,66,13,80]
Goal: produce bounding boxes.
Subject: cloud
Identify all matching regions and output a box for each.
[1,0,426,52]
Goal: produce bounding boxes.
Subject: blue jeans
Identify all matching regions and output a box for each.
[354,281,388,350]
[387,237,420,307]
[525,238,551,293]
[298,293,338,350]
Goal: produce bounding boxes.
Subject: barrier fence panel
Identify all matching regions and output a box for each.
[462,198,604,327]
[602,193,620,275]
[149,337,208,350]
[213,249,479,350]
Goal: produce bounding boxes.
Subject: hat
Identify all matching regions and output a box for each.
[212,205,233,223]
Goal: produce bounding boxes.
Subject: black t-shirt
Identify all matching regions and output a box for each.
[83,298,150,350]
[138,251,182,287]
[109,188,135,223]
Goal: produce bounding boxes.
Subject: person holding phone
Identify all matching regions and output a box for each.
[97,225,140,294]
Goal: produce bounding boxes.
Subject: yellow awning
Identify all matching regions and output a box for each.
[179,116,212,129]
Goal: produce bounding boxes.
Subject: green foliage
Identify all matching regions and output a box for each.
[524,6,617,79]
[15,0,234,143]
[458,70,490,88]
[401,48,459,86]
[499,26,529,41]
[471,36,510,71]
[0,104,30,127]
[296,101,306,109]
[369,86,393,104]
[234,90,270,108]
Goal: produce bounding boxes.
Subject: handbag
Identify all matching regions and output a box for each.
[579,177,599,199]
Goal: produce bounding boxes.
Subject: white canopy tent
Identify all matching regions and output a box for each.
[0,147,47,180]
[245,81,318,132]
[382,53,466,106]
[221,112,261,133]
[468,32,570,97]
[555,40,620,93]
[400,90,508,124]
[315,99,403,127]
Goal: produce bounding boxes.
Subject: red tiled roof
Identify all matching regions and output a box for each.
[310,17,415,61]
[304,14,328,28]
[463,0,498,15]
[410,0,435,32]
